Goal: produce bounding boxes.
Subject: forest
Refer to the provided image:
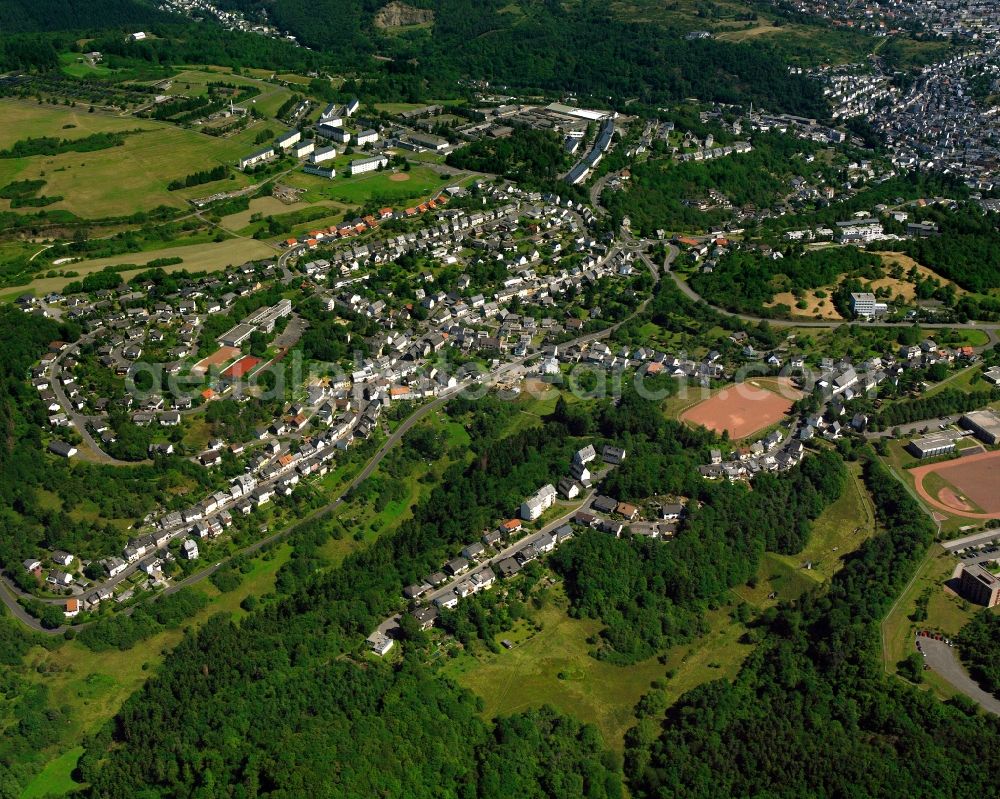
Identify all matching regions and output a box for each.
[446,127,572,190]
[689,245,883,317]
[605,132,831,234]
[956,611,1000,699]
[902,204,1000,293]
[551,398,846,662]
[63,395,626,797]
[622,454,1000,798]
[2,1,828,114]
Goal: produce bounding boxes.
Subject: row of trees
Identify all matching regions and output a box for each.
[167,165,228,191]
[876,387,1000,428]
[0,131,129,159]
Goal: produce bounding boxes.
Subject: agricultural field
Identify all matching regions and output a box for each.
[219,196,348,230]
[0,99,154,150]
[10,237,275,297]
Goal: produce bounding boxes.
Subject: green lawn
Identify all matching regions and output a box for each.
[768,462,877,583]
[320,413,472,560]
[441,587,752,752]
[735,461,877,608]
[20,746,85,799]
[283,163,454,206]
[921,365,985,399]
[879,543,995,702]
[59,52,114,79]
[0,98,272,217]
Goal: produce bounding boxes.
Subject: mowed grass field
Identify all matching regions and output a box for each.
[441,587,752,752]
[0,99,269,216]
[284,163,464,206]
[20,746,85,799]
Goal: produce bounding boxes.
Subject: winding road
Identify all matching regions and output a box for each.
[662,256,1000,346]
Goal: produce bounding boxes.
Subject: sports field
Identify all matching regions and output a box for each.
[222,355,261,379]
[680,379,800,439]
[284,164,463,205]
[192,346,242,374]
[912,450,1000,519]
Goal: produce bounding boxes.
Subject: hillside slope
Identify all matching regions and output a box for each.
[0,0,171,33]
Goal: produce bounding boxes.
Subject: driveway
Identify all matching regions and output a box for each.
[918,637,1000,715]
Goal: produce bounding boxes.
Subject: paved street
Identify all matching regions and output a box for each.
[420,490,598,611]
[918,637,1000,715]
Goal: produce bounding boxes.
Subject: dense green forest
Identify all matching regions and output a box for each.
[2,1,827,114]
[689,245,882,317]
[622,455,1000,798]
[63,395,627,797]
[0,0,169,33]
[446,127,572,189]
[956,611,1000,699]
[902,205,1000,293]
[552,407,845,662]
[605,132,832,233]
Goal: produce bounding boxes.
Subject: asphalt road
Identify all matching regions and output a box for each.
[419,490,599,611]
[47,335,148,466]
[919,637,1000,715]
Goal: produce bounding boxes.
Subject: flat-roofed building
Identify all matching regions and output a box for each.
[959,563,1000,607]
[907,434,956,459]
[349,155,389,176]
[239,146,275,170]
[850,292,887,319]
[960,410,1000,445]
[218,323,255,348]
